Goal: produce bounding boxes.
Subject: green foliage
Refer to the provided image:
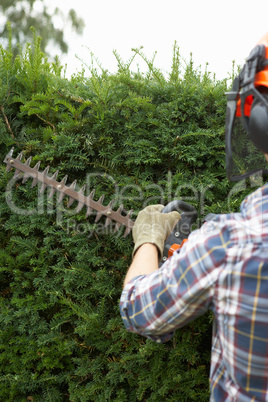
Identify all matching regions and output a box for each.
[0,32,253,400]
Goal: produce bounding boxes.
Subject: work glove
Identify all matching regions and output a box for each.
[132,204,181,259]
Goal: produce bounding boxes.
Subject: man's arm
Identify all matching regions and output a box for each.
[123,243,158,287]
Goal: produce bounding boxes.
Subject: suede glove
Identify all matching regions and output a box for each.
[132,204,181,259]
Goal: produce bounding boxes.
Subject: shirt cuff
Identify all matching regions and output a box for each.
[119,275,174,344]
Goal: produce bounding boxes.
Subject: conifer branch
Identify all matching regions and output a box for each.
[1,105,15,139]
[35,113,56,131]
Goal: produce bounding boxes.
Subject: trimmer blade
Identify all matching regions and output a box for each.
[3,149,135,236]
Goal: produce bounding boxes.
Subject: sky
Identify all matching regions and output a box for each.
[43,0,268,81]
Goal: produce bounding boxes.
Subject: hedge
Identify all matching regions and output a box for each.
[0,29,253,401]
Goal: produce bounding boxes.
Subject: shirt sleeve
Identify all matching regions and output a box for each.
[119,218,230,343]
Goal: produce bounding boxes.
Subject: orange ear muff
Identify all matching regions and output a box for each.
[236,96,254,117]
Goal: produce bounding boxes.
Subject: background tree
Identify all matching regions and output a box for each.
[0,0,85,56]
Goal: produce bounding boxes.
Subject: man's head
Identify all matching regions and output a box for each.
[225,33,268,181]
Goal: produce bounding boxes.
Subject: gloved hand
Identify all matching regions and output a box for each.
[132,204,181,259]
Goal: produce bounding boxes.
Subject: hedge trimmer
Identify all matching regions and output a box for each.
[3,148,198,265]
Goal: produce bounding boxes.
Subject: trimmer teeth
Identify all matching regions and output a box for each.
[3,149,135,237]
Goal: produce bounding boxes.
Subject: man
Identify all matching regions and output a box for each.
[120,33,268,401]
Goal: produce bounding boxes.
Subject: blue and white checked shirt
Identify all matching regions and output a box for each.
[120,183,268,401]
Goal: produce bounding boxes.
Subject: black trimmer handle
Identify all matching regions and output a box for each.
[159,200,198,267]
[161,200,197,215]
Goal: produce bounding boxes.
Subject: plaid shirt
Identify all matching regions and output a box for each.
[120,183,268,401]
